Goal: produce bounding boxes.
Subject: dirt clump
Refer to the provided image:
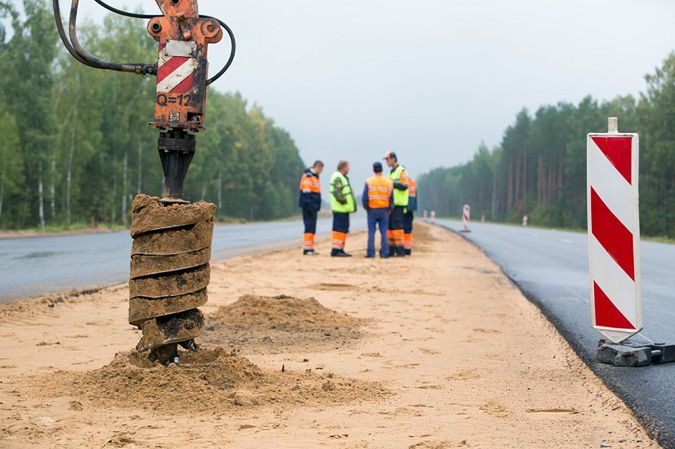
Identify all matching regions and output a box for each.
[203,294,364,353]
[27,347,386,415]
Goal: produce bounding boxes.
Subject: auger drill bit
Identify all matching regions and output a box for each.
[129,195,215,364]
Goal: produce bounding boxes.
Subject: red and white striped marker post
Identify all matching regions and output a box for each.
[587,117,642,344]
[430,210,436,224]
[462,204,471,232]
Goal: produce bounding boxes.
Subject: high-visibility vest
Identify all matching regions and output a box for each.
[299,172,321,194]
[408,177,417,211]
[365,175,393,209]
[389,165,409,207]
[330,171,356,213]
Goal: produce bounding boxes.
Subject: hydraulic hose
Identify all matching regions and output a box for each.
[53,0,98,68]
[67,0,156,75]
[86,0,236,84]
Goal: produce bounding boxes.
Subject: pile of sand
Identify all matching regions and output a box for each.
[28,347,386,414]
[203,294,364,353]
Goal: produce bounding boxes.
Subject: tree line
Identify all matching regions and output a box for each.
[418,52,675,238]
[0,0,305,230]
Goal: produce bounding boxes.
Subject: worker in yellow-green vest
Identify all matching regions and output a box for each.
[330,160,357,257]
[384,151,409,257]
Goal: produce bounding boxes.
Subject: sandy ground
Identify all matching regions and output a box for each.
[0,223,660,449]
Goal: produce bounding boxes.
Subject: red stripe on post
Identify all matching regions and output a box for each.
[591,136,633,184]
[594,282,635,330]
[591,188,635,280]
[157,56,189,82]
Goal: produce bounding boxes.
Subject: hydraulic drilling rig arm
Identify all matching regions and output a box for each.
[52,0,235,366]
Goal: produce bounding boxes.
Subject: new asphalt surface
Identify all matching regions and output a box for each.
[438,219,674,448]
[0,216,366,302]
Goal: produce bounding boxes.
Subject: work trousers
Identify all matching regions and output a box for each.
[403,211,414,254]
[367,208,389,257]
[332,212,350,252]
[302,207,318,251]
[387,206,406,256]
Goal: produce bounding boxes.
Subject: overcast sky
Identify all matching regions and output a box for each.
[78,0,674,186]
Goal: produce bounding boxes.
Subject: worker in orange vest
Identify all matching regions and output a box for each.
[362,162,394,258]
[403,174,417,255]
[298,160,324,255]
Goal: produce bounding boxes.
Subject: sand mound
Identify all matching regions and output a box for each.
[29,347,386,414]
[203,294,364,353]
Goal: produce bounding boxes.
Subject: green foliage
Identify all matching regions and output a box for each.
[0,2,305,229]
[419,52,675,238]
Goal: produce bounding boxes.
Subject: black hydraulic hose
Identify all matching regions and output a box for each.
[93,0,159,19]
[202,15,236,86]
[59,0,234,81]
[68,0,156,75]
[53,0,99,68]
[88,0,236,84]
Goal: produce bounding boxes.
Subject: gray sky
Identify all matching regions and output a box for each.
[80,0,673,187]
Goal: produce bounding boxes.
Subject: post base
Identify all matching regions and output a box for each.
[597,339,675,367]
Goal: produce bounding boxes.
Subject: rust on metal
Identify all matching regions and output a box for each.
[147,0,222,131]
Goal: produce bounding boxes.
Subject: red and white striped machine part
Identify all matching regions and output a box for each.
[462,204,470,231]
[156,41,199,95]
[587,118,642,344]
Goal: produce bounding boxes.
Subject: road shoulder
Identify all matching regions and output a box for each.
[0,223,660,448]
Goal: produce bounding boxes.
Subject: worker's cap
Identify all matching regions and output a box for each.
[373,162,383,172]
[383,151,397,160]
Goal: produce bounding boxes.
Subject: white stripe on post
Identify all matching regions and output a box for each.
[587,118,642,344]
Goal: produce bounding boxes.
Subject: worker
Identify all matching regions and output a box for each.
[298,160,324,255]
[329,160,357,257]
[362,162,394,258]
[403,174,417,255]
[384,151,409,257]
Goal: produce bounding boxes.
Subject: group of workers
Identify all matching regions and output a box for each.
[299,151,417,258]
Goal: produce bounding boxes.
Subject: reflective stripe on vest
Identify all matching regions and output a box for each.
[330,172,356,213]
[408,177,417,197]
[299,173,320,193]
[366,175,393,209]
[389,165,409,207]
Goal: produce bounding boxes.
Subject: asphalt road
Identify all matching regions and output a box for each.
[0,216,366,302]
[438,219,675,448]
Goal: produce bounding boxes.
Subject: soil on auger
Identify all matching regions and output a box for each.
[129,194,215,360]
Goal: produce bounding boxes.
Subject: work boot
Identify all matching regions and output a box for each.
[331,249,351,257]
[404,249,412,256]
[380,254,390,259]
[303,249,319,256]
